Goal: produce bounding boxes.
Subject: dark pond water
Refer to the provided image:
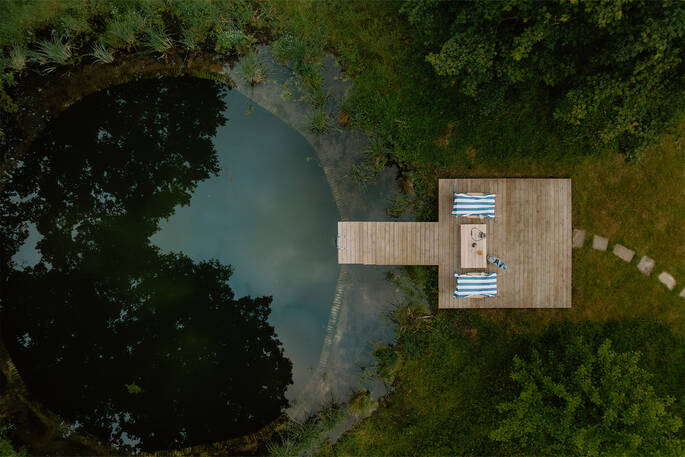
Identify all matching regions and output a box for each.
[0,77,339,450]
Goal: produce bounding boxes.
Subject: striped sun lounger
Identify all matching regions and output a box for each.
[451,192,495,218]
[454,272,497,298]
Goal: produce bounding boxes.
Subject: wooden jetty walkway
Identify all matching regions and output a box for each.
[338,178,572,309]
[337,222,439,265]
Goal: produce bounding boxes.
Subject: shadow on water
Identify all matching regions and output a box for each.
[0,78,293,451]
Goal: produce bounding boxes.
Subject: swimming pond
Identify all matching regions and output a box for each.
[1,76,339,450]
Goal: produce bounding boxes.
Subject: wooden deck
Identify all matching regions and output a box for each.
[338,178,572,309]
[337,222,439,265]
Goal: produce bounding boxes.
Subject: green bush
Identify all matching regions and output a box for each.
[8,45,28,71]
[35,36,72,68]
[310,108,330,134]
[214,28,246,54]
[179,27,199,51]
[267,405,348,457]
[492,338,683,455]
[105,10,146,49]
[89,41,114,64]
[0,427,25,457]
[237,50,265,85]
[144,25,173,54]
[272,34,322,87]
[58,13,91,35]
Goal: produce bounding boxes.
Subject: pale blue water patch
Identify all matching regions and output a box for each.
[11,221,42,269]
[150,89,340,400]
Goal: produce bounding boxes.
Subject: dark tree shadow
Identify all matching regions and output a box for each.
[0,77,293,451]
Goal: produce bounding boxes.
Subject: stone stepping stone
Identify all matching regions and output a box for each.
[658,272,676,290]
[572,229,586,248]
[612,244,635,262]
[637,256,655,275]
[592,235,608,251]
[680,288,685,299]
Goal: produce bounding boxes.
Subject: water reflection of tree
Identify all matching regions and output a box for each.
[0,78,293,451]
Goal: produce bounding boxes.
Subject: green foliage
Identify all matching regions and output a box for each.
[310,108,330,134]
[334,313,685,456]
[8,45,27,71]
[373,344,399,382]
[267,405,348,457]
[172,0,229,50]
[238,50,265,86]
[0,437,26,457]
[0,89,19,113]
[272,34,322,89]
[214,28,246,54]
[272,34,310,67]
[144,25,173,54]
[0,426,25,457]
[58,13,91,36]
[0,0,70,49]
[402,0,685,156]
[178,27,199,51]
[491,338,683,456]
[125,383,144,395]
[34,36,72,68]
[310,88,328,109]
[89,41,114,64]
[105,10,146,49]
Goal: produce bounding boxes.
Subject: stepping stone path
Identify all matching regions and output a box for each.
[592,235,608,251]
[658,272,676,290]
[612,244,635,262]
[637,256,655,275]
[575,228,681,296]
[572,229,586,248]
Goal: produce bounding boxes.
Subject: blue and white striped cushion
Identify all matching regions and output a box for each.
[454,272,497,298]
[451,192,495,218]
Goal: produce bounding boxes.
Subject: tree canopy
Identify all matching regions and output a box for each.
[401,0,685,155]
[491,338,683,456]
